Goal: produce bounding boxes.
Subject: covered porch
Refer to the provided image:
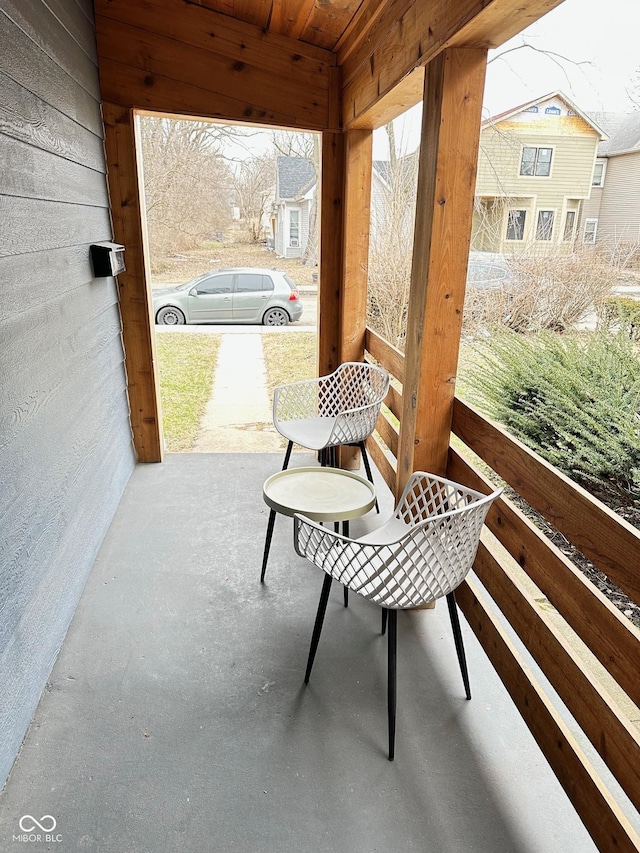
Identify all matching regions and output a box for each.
[0,453,598,851]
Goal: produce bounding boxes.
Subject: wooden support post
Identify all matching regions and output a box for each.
[339,128,373,468]
[396,48,486,496]
[340,128,373,365]
[318,130,345,379]
[102,103,164,462]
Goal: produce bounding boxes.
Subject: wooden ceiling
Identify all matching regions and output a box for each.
[191,0,368,52]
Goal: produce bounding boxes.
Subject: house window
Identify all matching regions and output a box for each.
[289,209,300,247]
[544,106,561,115]
[563,211,576,242]
[584,218,598,244]
[520,146,553,177]
[536,210,554,241]
[506,209,527,241]
[592,161,606,187]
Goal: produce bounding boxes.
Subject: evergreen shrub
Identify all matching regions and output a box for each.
[600,296,640,341]
[464,330,640,514]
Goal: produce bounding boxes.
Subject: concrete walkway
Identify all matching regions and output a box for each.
[194,333,283,452]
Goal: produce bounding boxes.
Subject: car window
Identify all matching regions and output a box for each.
[195,274,233,294]
[236,274,273,293]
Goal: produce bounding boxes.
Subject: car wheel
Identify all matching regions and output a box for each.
[263,307,289,326]
[156,306,186,325]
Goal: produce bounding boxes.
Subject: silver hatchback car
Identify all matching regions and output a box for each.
[152,268,303,326]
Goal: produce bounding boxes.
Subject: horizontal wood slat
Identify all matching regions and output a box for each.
[375,411,399,459]
[365,433,395,494]
[452,397,640,604]
[475,532,640,813]
[456,577,640,853]
[365,326,405,383]
[448,448,640,708]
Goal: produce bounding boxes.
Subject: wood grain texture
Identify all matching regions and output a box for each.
[452,397,640,604]
[396,49,486,495]
[2,0,100,98]
[0,1,134,788]
[475,532,640,813]
[318,130,345,377]
[340,128,373,364]
[365,432,396,493]
[95,0,335,131]
[456,577,640,853]
[0,71,106,172]
[0,11,103,135]
[0,196,110,258]
[0,135,109,205]
[365,326,405,383]
[447,447,640,708]
[341,0,564,128]
[102,102,164,463]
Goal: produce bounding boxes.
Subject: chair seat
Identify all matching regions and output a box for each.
[356,517,411,545]
[276,417,337,451]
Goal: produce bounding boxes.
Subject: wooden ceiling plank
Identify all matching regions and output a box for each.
[334,0,388,63]
[95,16,330,131]
[98,57,307,127]
[342,0,564,129]
[95,0,336,67]
[299,0,363,51]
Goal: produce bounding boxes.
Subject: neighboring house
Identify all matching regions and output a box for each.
[472,92,606,254]
[272,156,316,258]
[580,111,640,249]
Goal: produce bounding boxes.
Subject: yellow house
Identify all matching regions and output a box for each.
[472,92,607,254]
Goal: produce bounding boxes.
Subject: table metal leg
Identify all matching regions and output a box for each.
[260,508,277,583]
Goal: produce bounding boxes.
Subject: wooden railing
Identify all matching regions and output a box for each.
[363,326,640,853]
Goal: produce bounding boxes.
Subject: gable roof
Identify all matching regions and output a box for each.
[276,156,316,200]
[482,91,607,138]
[587,112,640,156]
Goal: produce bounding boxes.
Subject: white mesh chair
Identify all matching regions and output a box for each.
[273,361,390,482]
[293,471,502,760]
[261,362,390,583]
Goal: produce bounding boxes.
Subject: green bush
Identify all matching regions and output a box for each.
[463,330,640,511]
[599,296,640,341]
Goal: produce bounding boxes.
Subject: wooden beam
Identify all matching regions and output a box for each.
[348,68,424,131]
[102,103,163,462]
[318,130,345,378]
[341,0,563,129]
[452,397,640,604]
[396,48,486,495]
[456,577,640,853]
[448,447,640,708]
[340,129,373,365]
[475,532,640,813]
[95,0,336,131]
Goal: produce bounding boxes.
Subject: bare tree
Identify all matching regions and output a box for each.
[366,123,419,350]
[139,117,235,254]
[232,154,276,243]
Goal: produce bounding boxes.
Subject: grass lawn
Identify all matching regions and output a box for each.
[261,332,317,396]
[150,243,316,289]
[155,333,220,451]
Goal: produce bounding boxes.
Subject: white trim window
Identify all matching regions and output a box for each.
[536,210,555,241]
[592,160,606,187]
[288,208,300,247]
[583,218,598,244]
[520,146,553,177]
[506,209,527,241]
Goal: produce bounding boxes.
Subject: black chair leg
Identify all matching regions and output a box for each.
[282,440,293,471]
[387,609,397,761]
[359,441,379,513]
[447,592,471,700]
[305,574,333,684]
[381,608,387,635]
[260,509,277,582]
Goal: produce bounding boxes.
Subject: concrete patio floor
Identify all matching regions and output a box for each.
[0,453,598,852]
